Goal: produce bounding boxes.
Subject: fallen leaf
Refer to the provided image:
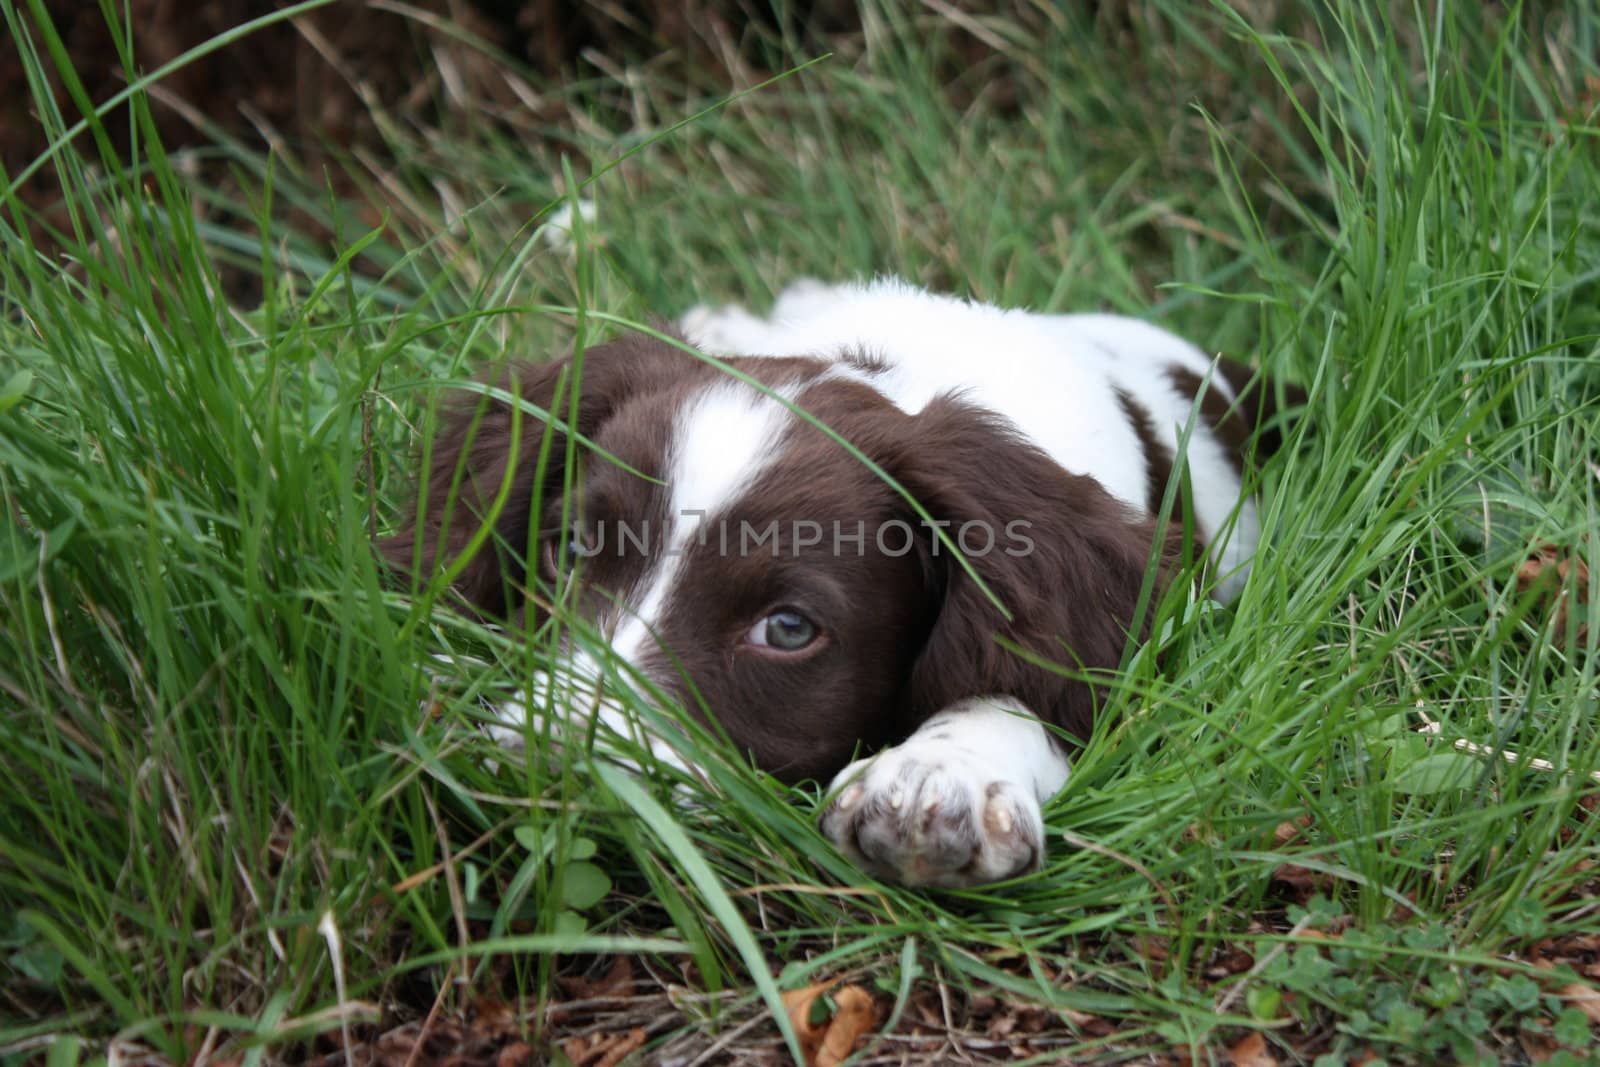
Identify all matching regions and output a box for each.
[496,1041,535,1067]
[1269,815,1336,904]
[1516,543,1591,642]
[818,986,879,1066]
[984,1001,1050,1040]
[556,955,636,1001]
[1226,1031,1277,1067]
[597,1028,647,1067]
[1559,982,1600,1024]
[1518,1023,1562,1063]
[471,997,520,1041]
[781,982,883,1067]
[1134,934,1171,962]
[1062,1008,1115,1037]
[1388,890,1421,922]
[561,1027,647,1067]
[965,993,998,1017]
[1206,947,1256,978]
[1528,933,1600,977]
[1270,861,1333,905]
[1274,816,1311,846]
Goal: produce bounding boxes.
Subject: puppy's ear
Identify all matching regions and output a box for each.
[1212,358,1309,461]
[888,397,1184,743]
[380,332,688,616]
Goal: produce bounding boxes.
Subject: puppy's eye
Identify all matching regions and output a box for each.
[744,609,819,652]
[542,523,595,579]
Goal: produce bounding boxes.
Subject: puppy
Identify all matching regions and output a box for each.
[383,278,1295,888]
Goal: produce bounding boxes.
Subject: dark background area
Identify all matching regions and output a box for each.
[1,1,876,217]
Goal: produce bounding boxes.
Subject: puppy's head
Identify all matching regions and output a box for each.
[383,336,1176,781]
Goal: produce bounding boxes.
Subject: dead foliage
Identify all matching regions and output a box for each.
[1516,542,1592,643]
[1226,1031,1277,1067]
[780,981,883,1067]
[1527,932,1600,979]
[1268,815,1336,906]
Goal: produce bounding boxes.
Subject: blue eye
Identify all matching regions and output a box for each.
[542,523,594,578]
[744,608,819,652]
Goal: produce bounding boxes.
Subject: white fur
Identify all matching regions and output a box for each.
[685,277,1258,597]
[610,380,800,663]
[1047,313,1259,598]
[819,698,1071,887]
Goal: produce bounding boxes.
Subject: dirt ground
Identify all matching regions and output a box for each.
[2,0,866,233]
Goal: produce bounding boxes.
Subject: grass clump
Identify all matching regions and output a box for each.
[2,1,1598,1063]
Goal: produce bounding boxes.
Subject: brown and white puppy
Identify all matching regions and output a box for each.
[383,278,1295,888]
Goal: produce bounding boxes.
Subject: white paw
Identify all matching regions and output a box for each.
[819,741,1045,888]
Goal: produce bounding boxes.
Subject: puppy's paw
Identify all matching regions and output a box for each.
[819,743,1044,888]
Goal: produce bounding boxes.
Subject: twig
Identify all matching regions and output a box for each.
[1213,912,1318,1016]
[1415,707,1600,784]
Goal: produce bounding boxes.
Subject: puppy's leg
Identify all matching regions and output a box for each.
[819,697,1071,888]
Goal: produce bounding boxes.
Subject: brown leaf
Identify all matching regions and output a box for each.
[556,955,636,1001]
[595,1028,646,1067]
[1559,982,1600,1024]
[1274,816,1311,846]
[561,1033,601,1065]
[1270,861,1333,905]
[1388,890,1420,922]
[1516,543,1591,642]
[781,982,883,1067]
[1206,947,1256,979]
[818,986,880,1067]
[783,981,832,1062]
[1269,815,1335,905]
[561,1027,647,1067]
[1519,1023,1562,1063]
[1226,1031,1277,1067]
[470,998,520,1041]
[983,1001,1050,1040]
[495,1042,535,1067]
[1064,1008,1116,1037]
[1134,934,1171,962]
[1528,933,1600,974]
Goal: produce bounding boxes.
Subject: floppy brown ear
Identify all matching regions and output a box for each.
[380,332,689,616]
[887,396,1185,744]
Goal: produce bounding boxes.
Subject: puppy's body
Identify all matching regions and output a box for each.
[386,279,1289,887]
[685,279,1260,600]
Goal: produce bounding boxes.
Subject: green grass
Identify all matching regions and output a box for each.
[3,1,1599,1063]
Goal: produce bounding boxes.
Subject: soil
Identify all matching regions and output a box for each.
[1,0,861,237]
